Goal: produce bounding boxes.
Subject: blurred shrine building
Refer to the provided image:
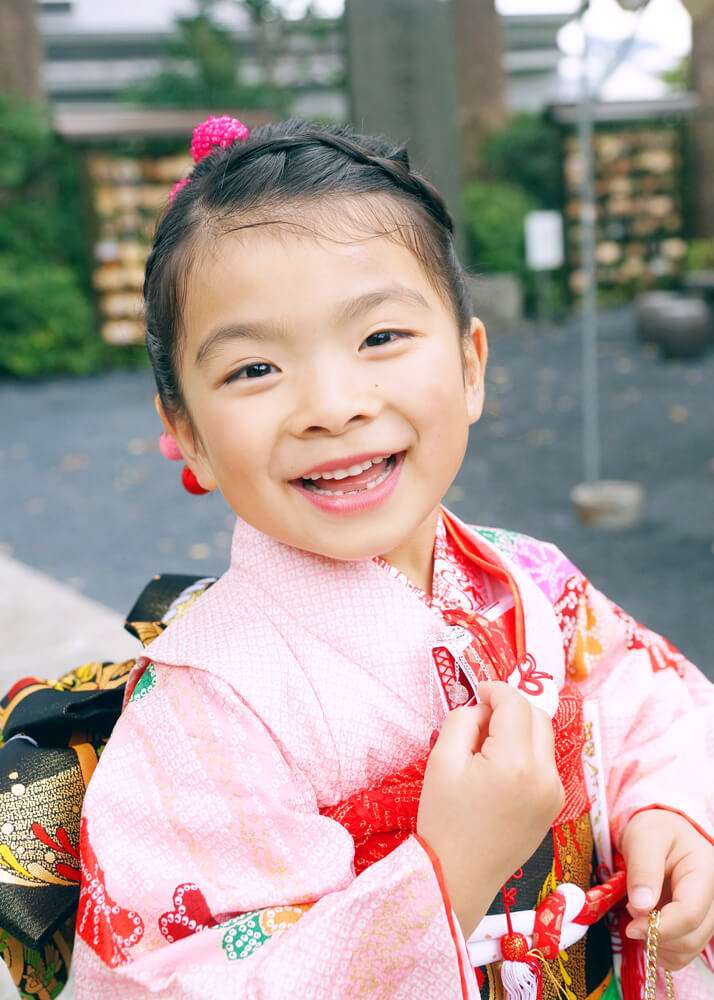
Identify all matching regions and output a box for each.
[39,0,568,120]
[37,0,574,346]
[36,0,700,337]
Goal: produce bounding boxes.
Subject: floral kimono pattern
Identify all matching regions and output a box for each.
[2,509,712,998]
[69,509,713,999]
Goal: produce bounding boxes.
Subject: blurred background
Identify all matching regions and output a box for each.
[1,4,714,996]
[1,0,713,684]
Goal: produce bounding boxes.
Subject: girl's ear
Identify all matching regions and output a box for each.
[463,318,488,425]
[154,394,217,493]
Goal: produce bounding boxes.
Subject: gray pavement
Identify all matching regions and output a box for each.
[1,305,713,676]
[0,554,141,688]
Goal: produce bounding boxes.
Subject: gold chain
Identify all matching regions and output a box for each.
[645,909,675,1000]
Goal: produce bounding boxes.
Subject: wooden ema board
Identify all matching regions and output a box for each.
[86,153,191,346]
[563,125,686,295]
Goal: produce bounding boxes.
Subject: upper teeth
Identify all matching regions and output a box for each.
[305,455,390,481]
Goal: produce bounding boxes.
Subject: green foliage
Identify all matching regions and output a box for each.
[242,0,279,22]
[661,56,691,93]
[0,257,102,377]
[480,113,563,211]
[124,0,289,114]
[0,95,138,377]
[0,98,54,190]
[462,180,534,275]
[0,95,89,284]
[685,238,714,272]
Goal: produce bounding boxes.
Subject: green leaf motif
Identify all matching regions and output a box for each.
[475,526,521,553]
[220,911,269,961]
[129,664,157,703]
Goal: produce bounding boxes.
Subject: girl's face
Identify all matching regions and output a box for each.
[164,208,487,564]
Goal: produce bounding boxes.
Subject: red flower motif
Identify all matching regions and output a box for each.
[611,604,686,676]
[31,823,81,881]
[159,883,219,943]
[77,817,144,967]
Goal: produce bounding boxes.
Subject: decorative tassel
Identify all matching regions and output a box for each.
[499,881,543,1000]
[500,933,542,999]
[617,905,646,1000]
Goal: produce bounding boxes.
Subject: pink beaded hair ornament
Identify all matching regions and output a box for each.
[160,116,251,495]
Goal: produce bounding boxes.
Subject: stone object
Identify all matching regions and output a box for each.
[571,480,645,531]
[636,293,712,358]
[468,273,524,328]
[635,290,680,342]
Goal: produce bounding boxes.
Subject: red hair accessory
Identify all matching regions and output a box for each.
[159,432,210,496]
[159,431,183,462]
[181,465,210,496]
[168,115,251,203]
[190,115,250,163]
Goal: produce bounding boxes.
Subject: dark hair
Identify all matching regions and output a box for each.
[144,118,472,423]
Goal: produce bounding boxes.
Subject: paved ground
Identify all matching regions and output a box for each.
[0,555,141,686]
[0,305,713,997]
[1,305,713,677]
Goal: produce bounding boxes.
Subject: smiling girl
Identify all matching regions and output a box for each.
[73,117,714,999]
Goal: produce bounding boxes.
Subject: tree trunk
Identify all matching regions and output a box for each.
[682,0,714,235]
[0,0,44,100]
[453,0,507,183]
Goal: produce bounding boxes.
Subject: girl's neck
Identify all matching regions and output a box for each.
[377,505,440,596]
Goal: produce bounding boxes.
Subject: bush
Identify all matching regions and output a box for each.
[685,238,714,272]
[462,180,534,275]
[0,95,138,377]
[0,96,90,281]
[480,113,563,211]
[0,258,103,377]
[123,3,289,114]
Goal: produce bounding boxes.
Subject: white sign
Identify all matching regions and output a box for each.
[525,211,564,271]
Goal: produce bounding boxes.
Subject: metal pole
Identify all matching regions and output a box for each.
[577,1,601,484]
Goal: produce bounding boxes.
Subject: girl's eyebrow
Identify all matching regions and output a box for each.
[334,283,430,325]
[194,283,429,369]
[195,321,285,369]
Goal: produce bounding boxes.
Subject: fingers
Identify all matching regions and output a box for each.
[622,819,672,934]
[658,864,714,941]
[658,898,714,970]
[654,867,714,969]
[432,704,492,763]
[529,701,557,757]
[475,681,533,749]
[477,681,556,764]
[473,683,562,819]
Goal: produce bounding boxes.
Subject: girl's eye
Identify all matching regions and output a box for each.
[226,362,278,383]
[361,330,412,349]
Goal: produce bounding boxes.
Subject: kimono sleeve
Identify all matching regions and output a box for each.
[73,662,472,1000]
[551,554,714,850]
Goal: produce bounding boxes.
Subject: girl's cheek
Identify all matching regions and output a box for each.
[405,362,466,417]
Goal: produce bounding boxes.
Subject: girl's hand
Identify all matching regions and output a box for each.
[417,681,564,938]
[621,809,714,971]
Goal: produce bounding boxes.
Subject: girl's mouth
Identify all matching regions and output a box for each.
[289,452,406,514]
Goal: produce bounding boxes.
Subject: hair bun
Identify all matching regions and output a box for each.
[191,115,251,164]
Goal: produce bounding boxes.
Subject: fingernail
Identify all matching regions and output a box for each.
[630,887,655,909]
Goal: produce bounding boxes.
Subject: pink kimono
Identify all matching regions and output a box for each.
[73,509,714,999]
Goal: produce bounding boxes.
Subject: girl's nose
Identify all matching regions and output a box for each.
[292,366,379,437]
